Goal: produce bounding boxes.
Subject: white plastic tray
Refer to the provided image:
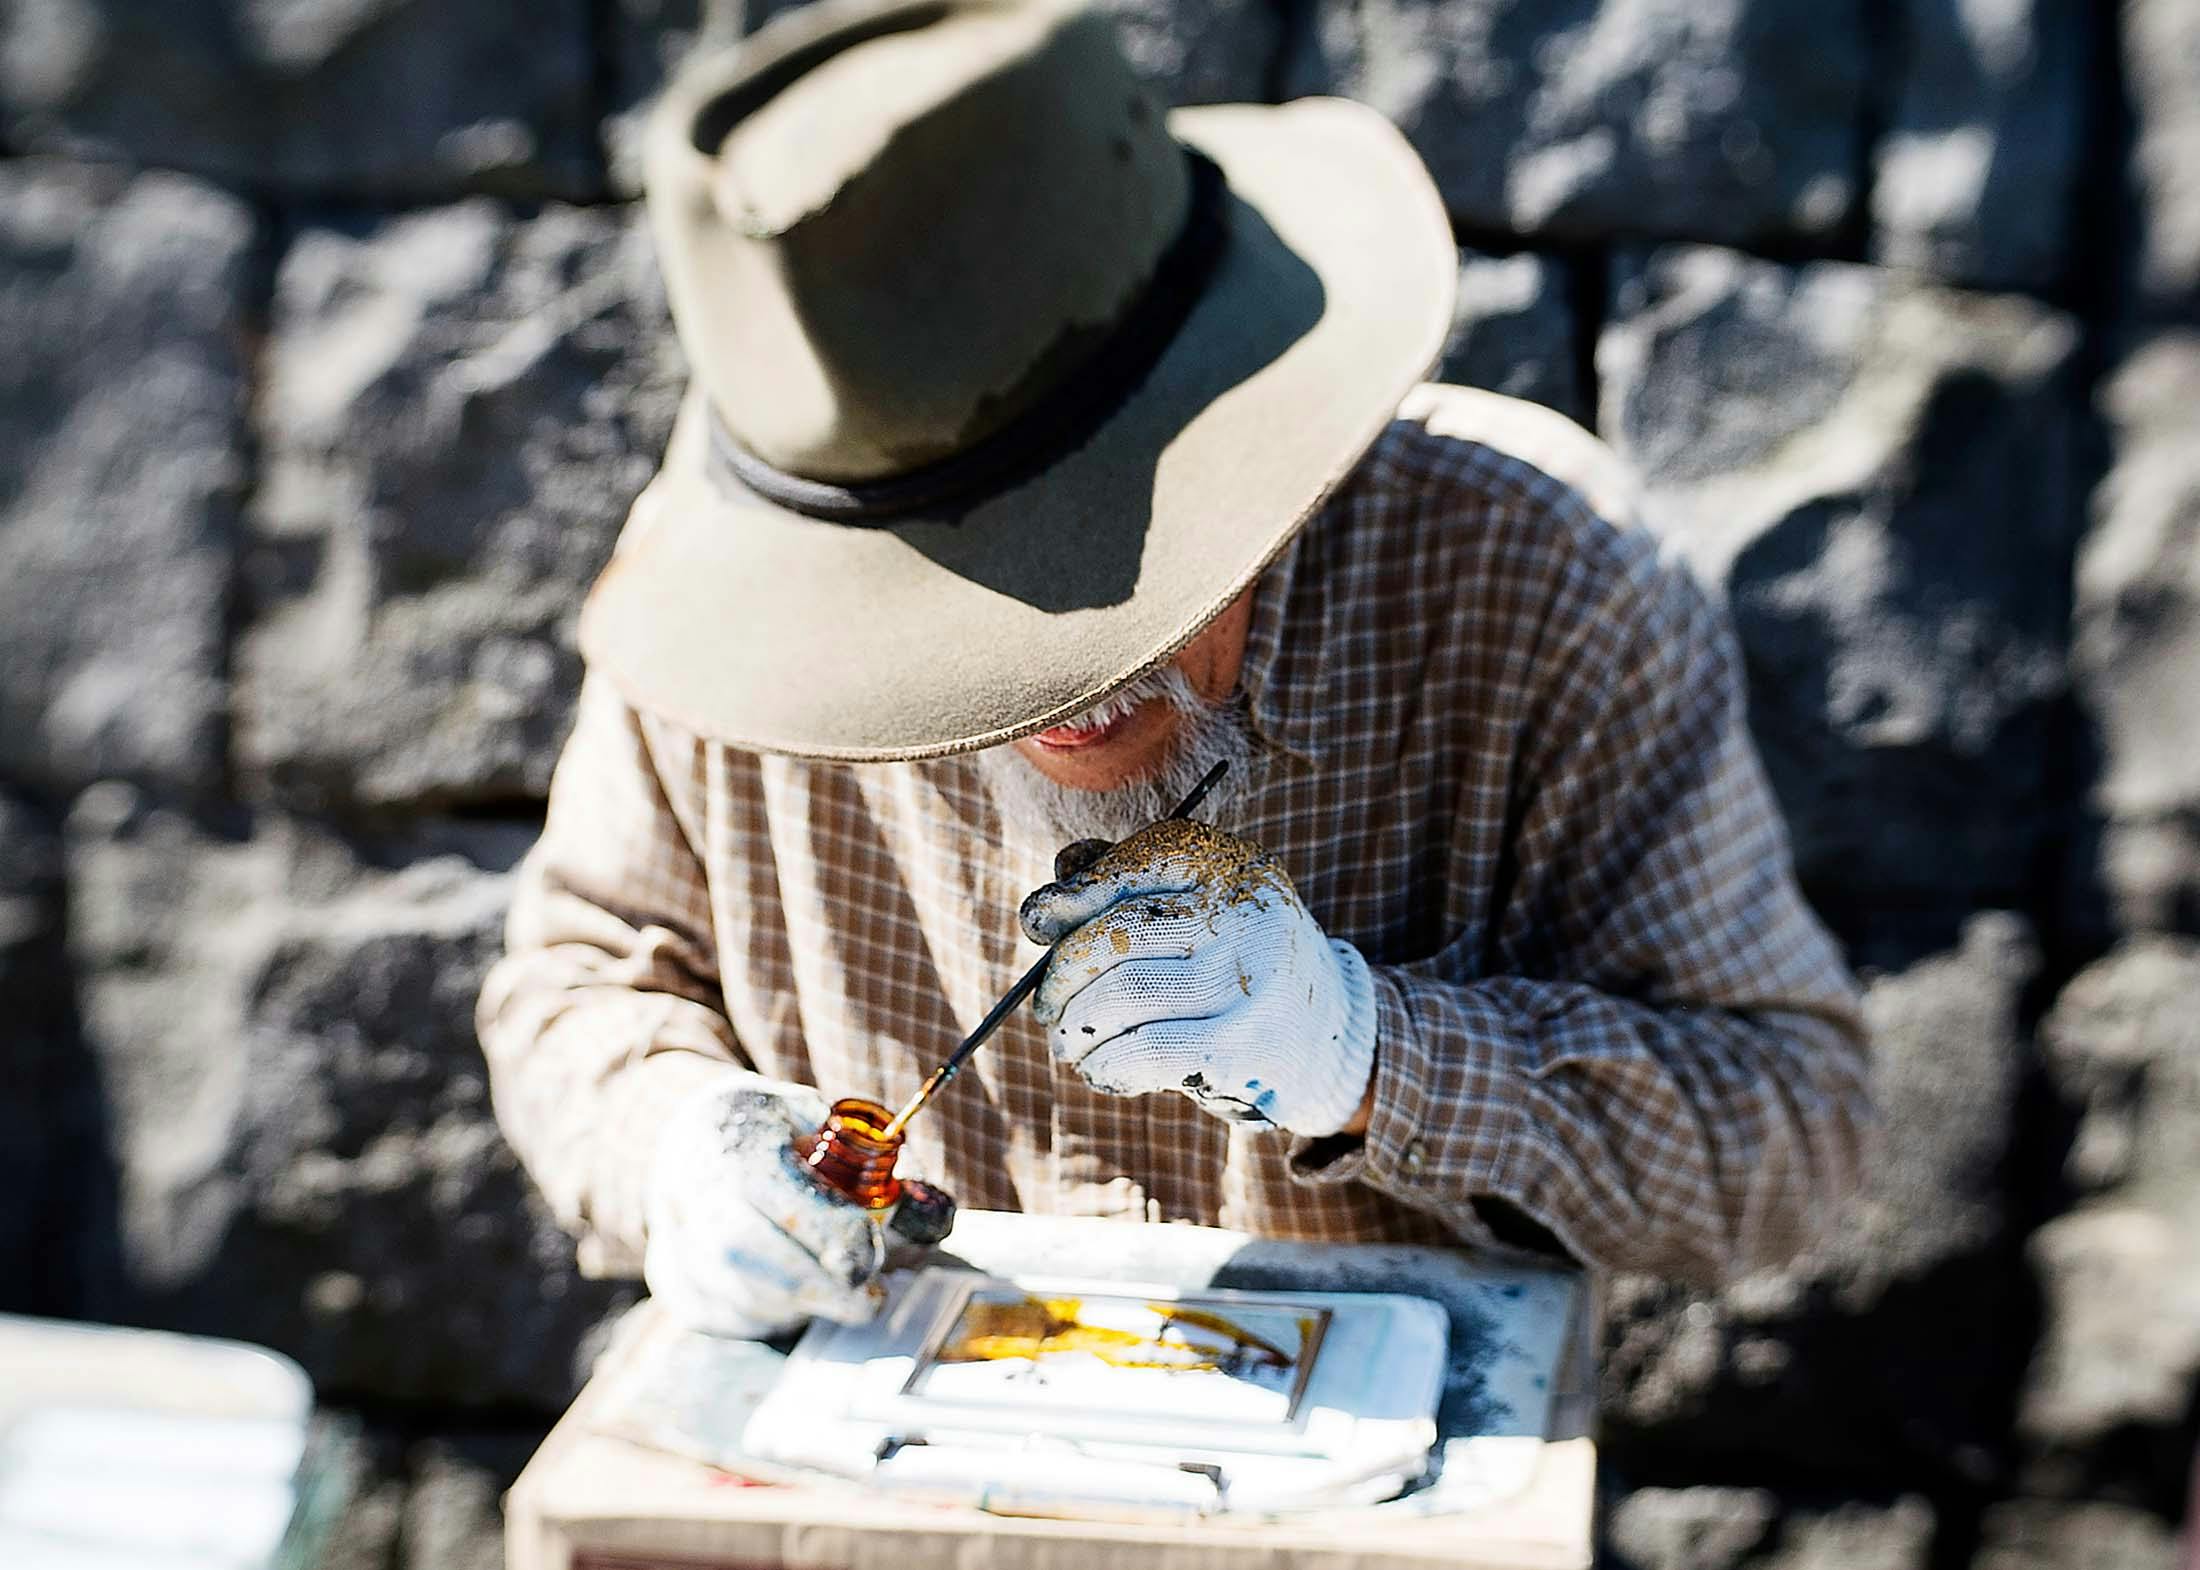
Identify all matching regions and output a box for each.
[743,1267,1448,1515]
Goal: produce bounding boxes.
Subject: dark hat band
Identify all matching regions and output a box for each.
[707,149,1230,525]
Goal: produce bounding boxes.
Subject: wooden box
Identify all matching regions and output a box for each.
[508,1215,1596,1570]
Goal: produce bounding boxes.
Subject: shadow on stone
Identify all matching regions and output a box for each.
[0,788,123,1320]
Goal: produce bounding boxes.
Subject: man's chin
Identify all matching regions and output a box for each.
[977,697,1255,849]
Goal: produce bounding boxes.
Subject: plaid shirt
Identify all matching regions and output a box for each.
[478,384,1871,1287]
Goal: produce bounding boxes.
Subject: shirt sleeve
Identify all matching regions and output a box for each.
[1290,549,1875,1286]
[476,674,758,1278]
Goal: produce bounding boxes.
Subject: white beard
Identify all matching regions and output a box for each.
[971,664,1260,846]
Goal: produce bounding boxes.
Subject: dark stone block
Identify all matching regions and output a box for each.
[2127,0,2200,318]
[0,160,251,800]
[2078,334,2200,938]
[401,1433,544,1570]
[0,788,83,1315]
[1606,1487,1934,1570]
[2020,940,2200,1509]
[0,0,599,200]
[1871,0,2090,292]
[1286,0,1864,247]
[1971,1499,2181,1570]
[1601,916,2041,1491]
[1598,246,2082,947]
[1087,0,1283,107]
[237,200,685,813]
[65,787,627,1410]
[601,0,740,198]
[1437,249,1585,424]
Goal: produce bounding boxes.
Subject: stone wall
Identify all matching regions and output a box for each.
[0,2,2194,1566]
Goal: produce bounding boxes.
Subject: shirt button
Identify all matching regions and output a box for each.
[1402,1139,1428,1175]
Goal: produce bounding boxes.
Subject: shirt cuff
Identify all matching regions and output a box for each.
[577,1046,754,1278]
[1286,964,1532,1217]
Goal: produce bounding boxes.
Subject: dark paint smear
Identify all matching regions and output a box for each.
[1206,1254,1516,1442]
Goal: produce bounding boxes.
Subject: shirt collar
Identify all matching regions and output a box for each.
[1236,505,1333,768]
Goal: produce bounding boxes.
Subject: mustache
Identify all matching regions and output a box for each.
[975,675,1258,847]
[1053,664,1207,734]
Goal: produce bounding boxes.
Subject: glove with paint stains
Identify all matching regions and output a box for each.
[1020,819,1378,1137]
[643,1077,947,1339]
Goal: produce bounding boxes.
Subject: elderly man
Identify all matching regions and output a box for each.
[477,0,1871,1341]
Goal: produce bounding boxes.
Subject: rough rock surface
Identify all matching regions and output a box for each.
[2021,940,2200,1507]
[1971,1499,2182,1570]
[2126,0,2200,314]
[1286,0,1863,247]
[400,1435,542,1570]
[315,1423,406,1570]
[1598,246,2080,951]
[236,201,685,813]
[1601,915,2039,1487]
[761,0,1278,103]
[0,160,251,801]
[602,0,740,198]
[1437,249,1584,423]
[0,0,598,200]
[64,788,629,1409]
[2077,333,2200,936]
[1606,1488,1935,1570]
[1870,0,2088,291]
[1086,0,1282,106]
[1606,1487,1781,1570]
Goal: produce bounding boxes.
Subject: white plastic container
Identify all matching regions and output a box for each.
[0,1313,335,1570]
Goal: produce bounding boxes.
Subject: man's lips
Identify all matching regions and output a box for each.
[1032,707,1138,750]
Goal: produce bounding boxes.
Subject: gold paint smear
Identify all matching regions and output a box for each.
[938,1296,1301,1374]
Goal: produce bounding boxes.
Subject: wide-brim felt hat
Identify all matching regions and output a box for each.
[582,0,1456,761]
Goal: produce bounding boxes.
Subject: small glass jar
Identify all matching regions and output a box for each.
[789,1096,905,1210]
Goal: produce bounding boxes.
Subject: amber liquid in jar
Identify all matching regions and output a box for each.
[790,1096,905,1210]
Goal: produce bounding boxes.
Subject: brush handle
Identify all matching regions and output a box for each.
[880,758,1231,1138]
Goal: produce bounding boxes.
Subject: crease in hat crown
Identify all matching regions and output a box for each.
[647,0,1196,487]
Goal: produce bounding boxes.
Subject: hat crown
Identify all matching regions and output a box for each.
[649,0,1190,483]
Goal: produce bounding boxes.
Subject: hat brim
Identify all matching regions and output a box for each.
[580,98,1455,761]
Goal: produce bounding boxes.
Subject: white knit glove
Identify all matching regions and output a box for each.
[643,1077,953,1339]
[1020,820,1378,1137]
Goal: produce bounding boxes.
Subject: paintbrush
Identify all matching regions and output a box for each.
[878,757,1231,1140]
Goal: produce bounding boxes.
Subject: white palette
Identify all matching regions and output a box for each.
[743,1268,1448,1515]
